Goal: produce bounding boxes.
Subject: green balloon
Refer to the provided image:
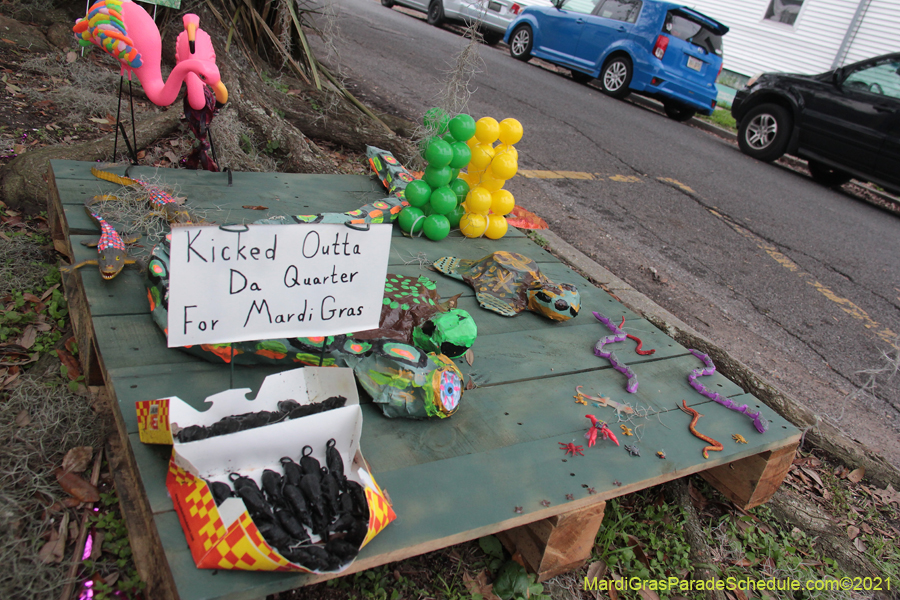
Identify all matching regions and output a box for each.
[425,138,453,168]
[447,203,466,228]
[448,114,476,142]
[398,207,425,235]
[423,165,452,188]
[429,187,457,215]
[450,168,460,180]
[405,180,432,208]
[424,107,449,133]
[449,142,472,169]
[421,202,434,216]
[423,214,451,241]
[449,178,470,203]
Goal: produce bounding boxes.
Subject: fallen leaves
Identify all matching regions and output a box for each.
[55,468,100,503]
[38,512,69,563]
[62,446,93,474]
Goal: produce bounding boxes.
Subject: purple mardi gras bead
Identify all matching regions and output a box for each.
[687,349,769,434]
[592,311,638,393]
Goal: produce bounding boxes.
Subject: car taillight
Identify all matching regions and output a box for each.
[653,35,669,60]
[511,3,521,14]
[717,63,723,79]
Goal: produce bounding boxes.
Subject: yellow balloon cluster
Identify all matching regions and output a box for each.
[458,117,523,240]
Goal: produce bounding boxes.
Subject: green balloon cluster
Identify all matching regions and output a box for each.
[398,110,478,241]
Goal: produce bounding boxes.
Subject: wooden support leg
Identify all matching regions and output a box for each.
[497,501,606,582]
[700,442,798,510]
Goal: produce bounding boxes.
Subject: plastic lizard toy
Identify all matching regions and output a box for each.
[62,199,140,280]
[90,167,195,224]
[574,386,634,418]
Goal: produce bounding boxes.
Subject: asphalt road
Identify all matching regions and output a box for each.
[310,0,900,467]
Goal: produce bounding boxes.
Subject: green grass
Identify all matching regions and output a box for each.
[698,108,737,132]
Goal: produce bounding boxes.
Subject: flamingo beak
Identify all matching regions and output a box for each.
[186,21,198,54]
[212,81,228,105]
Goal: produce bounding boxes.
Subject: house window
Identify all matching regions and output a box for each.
[764,0,803,26]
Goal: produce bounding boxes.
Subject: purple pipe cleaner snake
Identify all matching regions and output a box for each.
[592,311,639,393]
[688,349,769,434]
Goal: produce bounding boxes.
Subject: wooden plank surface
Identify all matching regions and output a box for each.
[50,161,801,600]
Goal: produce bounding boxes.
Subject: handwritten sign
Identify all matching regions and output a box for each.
[166,223,392,348]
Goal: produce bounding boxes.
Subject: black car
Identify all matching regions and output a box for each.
[731,53,900,195]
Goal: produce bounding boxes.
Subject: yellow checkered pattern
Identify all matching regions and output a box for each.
[167,459,226,554]
[202,514,297,571]
[136,399,172,445]
[361,485,396,549]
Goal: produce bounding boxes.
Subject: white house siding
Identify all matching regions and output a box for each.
[682,0,859,77]
[840,0,900,65]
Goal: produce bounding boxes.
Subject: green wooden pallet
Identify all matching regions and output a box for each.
[49,160,800,600]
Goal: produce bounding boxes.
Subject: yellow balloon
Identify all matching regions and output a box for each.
[466,168,486,184]
[490,152,518,180]
[460,212,488,238]
[475,117,500,144]
[468,143,495,171]
[458,171,475,186]
[485,214,508,239]
[465,186,493,215]
[494,143,518,160]
[491,189,515,215]
[499,118,523,145]
[479,173,505,192]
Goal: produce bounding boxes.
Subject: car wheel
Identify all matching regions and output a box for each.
[664,102,696,122]
[381,0,394,6]
[737,103,791,162]
[807,159,852,187]
[570,70,593,84]
[482,30,503,46]
[509,25,533,61]
[600,56,632,99]
[427,0,444,26]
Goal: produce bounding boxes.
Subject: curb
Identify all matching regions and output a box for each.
[536,230,900,489]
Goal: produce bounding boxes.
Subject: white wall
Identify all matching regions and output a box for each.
[841,0,900,65]
[683,0,859,77]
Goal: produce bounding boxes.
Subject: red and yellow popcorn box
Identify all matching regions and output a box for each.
[137,367,396,573]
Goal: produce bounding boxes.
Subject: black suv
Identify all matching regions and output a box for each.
[731,53,900,195]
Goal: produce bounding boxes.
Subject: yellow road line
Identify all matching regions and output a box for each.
[709,210,897,344]
[517,169,644,181]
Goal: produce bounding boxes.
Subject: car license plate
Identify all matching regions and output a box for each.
[488,1,501,11]
[686,56,702,71]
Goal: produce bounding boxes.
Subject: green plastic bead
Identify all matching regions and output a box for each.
[405,180,432,208]
[449,178,470,203]
[447,204,466,228]
[423,214,451,241]
[449,142,472,169]
[425,138,454,168]
[429,187,457,215]
[398,207,425,235]
[448,114,476,142]
[423,165,453,188]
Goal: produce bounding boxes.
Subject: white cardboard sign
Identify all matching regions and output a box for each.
[166,223,392,347]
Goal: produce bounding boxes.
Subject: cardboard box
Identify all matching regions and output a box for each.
[136,367,396,572]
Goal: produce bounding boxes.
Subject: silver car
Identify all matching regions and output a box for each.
[382,0,553,45]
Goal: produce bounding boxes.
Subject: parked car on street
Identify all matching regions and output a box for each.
[382,0,553,45]
[731,53,900,195]
[503,0,728,121]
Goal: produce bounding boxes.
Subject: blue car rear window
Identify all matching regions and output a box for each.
[664,11,723,56]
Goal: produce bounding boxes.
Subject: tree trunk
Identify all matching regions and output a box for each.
[0,111,181,214]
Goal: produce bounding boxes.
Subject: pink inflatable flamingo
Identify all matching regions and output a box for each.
[176,14,222,171]
[74,0,227,110]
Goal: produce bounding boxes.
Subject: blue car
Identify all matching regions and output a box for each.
[503,0,728,120]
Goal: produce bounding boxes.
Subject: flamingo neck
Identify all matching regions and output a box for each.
[133,59,214,108]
